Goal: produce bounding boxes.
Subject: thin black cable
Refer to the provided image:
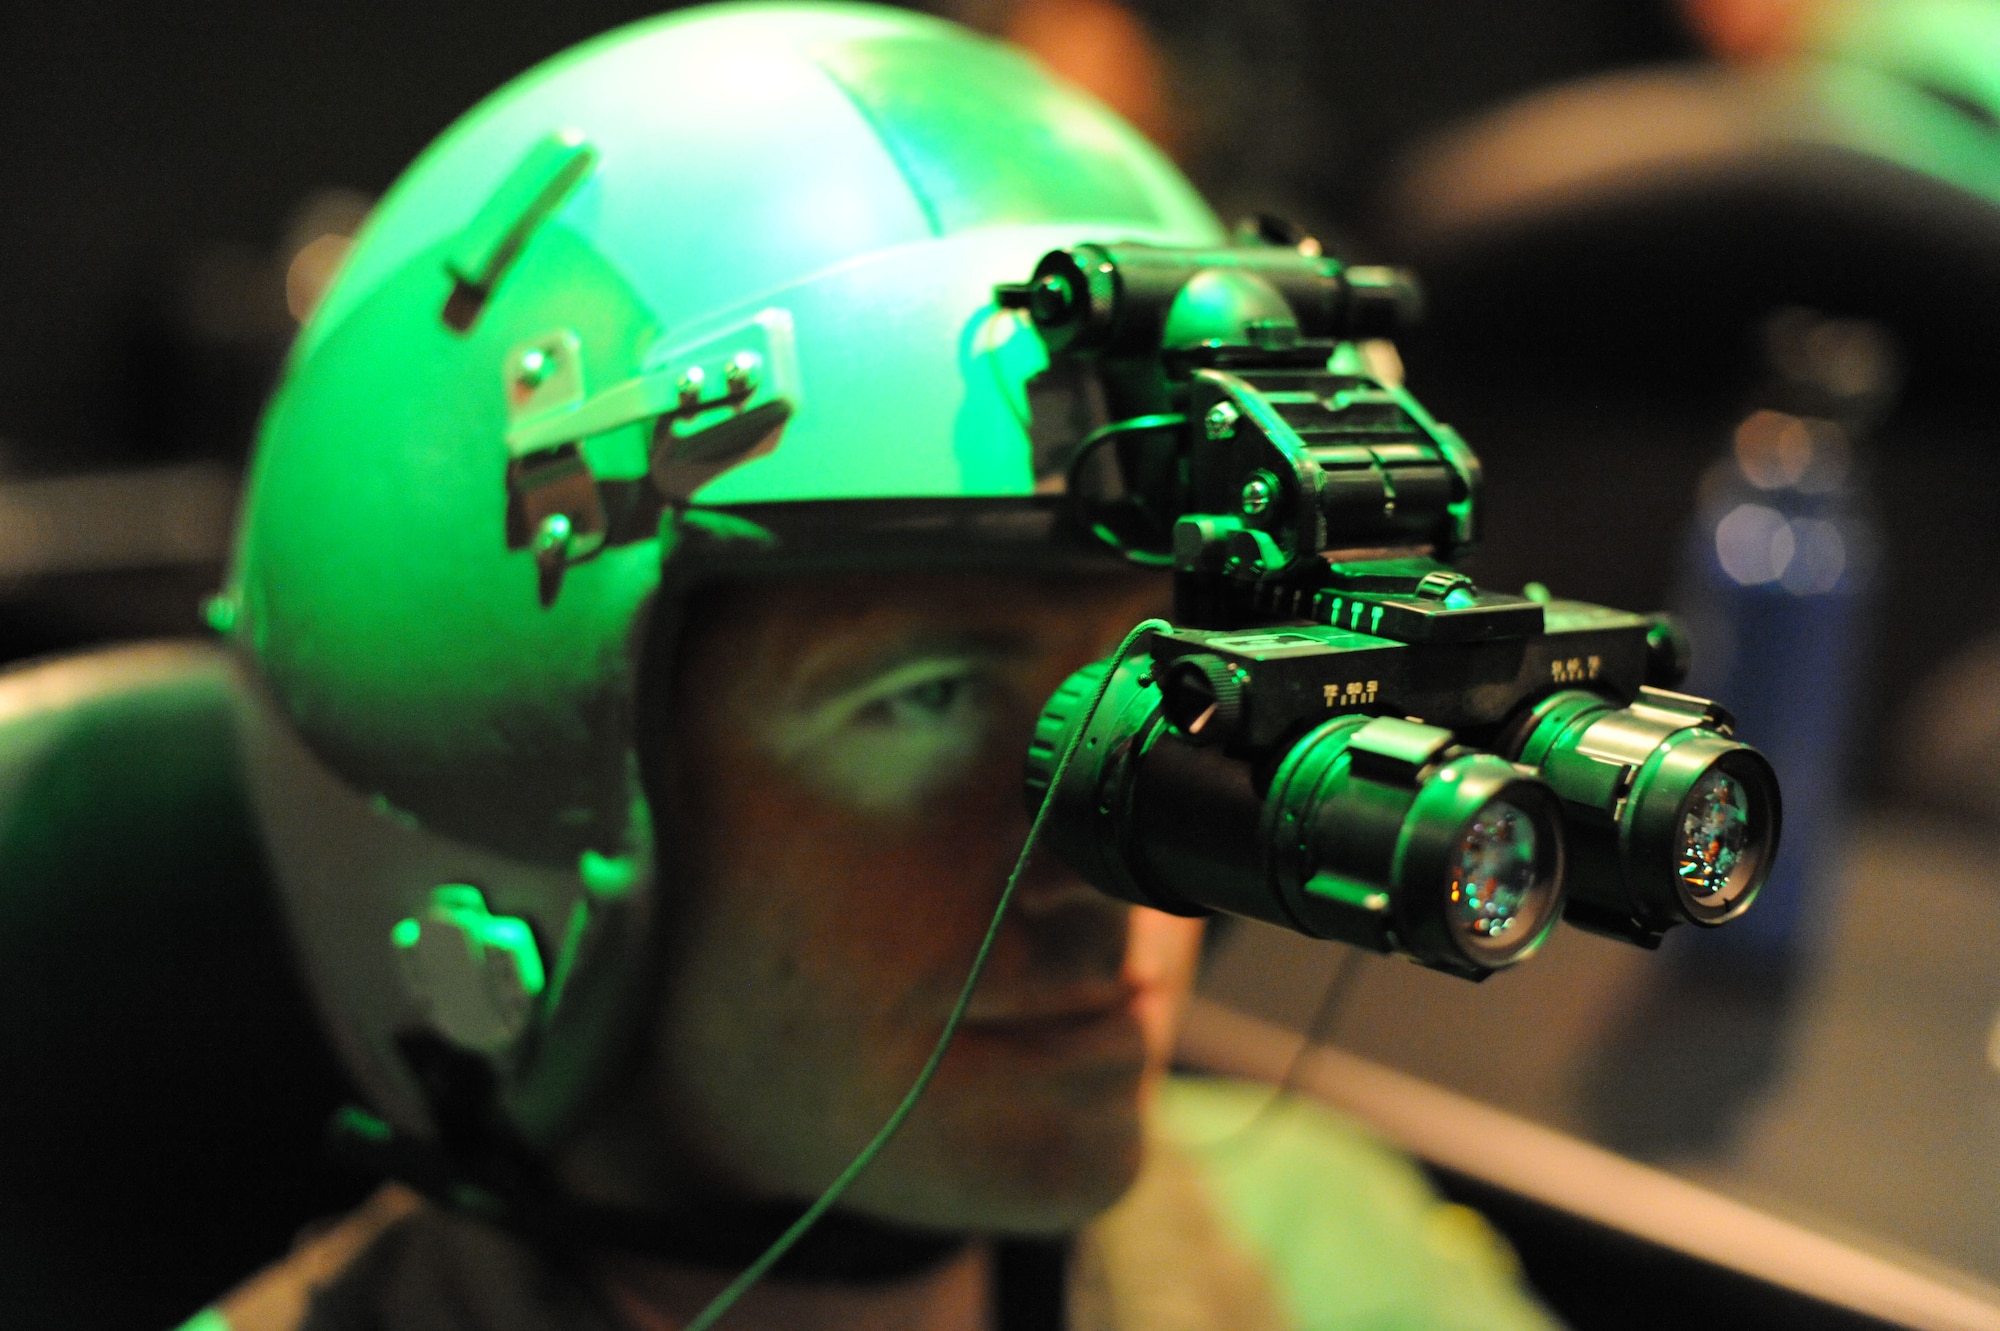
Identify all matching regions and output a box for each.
[1203,943,1367,1150]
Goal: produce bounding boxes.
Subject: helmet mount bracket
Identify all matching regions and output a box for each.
[501,310,801,605]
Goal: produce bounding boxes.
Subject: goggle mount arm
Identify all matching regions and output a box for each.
[998,240,1513,634]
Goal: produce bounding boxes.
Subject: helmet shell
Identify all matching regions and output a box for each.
[228,3,1221,1142]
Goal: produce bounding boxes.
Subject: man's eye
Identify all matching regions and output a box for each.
[865,674,970,726]
[772,661,995,814]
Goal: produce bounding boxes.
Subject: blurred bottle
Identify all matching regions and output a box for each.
[1586,307,1892,1159]
[1677,308,1892,974]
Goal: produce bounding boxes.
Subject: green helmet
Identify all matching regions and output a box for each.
[223,3,1221,1150]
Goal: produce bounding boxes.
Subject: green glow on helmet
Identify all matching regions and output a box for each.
[1815,0,2000,205]
[331,1105,394,1146]
[235,219,667,861]
[233,4,1220,864]
[229,2,1225,1141]
[578,848,641,899]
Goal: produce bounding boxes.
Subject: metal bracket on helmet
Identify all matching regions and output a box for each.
[502,330,608,605]
[501,310,801,604]
[640,308,799,503]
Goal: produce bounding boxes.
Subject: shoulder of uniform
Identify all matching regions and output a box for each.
[1152,1074,1563,1331]
[1157,1074,1458,1252]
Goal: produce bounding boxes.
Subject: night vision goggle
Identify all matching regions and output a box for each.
[999,237,1780,980]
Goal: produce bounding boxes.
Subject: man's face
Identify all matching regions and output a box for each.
[637,569,1203,1235]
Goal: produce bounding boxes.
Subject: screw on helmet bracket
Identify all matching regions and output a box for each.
[501,309,802,604]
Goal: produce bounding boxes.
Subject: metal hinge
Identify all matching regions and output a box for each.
[501,310,801,603]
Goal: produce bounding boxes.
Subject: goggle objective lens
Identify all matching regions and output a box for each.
[1679,768,1750,899]
[1449,801,1539,941]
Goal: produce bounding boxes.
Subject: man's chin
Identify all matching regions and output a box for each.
[843,1094,1148,1237]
